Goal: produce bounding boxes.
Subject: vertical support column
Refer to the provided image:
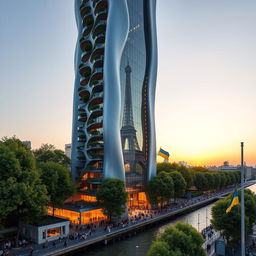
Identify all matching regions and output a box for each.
[241,142,245,256]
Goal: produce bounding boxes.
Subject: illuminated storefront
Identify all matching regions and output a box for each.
[48,207,106,225]
[20,216,69,244]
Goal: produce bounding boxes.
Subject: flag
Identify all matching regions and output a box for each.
[158,148,170,160]
[226,189,239,213]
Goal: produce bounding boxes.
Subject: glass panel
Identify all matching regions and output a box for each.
[47,227,61,238]
[120,0,146,192]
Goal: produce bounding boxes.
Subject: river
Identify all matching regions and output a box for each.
[76,184,256,256]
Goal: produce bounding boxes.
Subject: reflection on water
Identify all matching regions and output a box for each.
[75,204,213,256]
[75,184,256,256]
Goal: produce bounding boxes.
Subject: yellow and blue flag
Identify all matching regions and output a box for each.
[226,189,239,213]
[158,148,170,160]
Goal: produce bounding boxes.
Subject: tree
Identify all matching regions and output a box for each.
[194,172,208,191]
[211,189,256,246]
[39,162,76,216]
[178,165,194,188]
[33,144,70,168]
[147,241,171,256]
[169,171,187,198]
[0,137,49,243]
[147,172,174,208]
[148,222,206,256]
[96,178,128,222]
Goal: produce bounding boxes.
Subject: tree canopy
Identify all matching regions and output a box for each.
[0,137,49,223]
[39,162,76,215]
[147,222,206,256]
[96,178,128,222]
[211,189,256,246]
[157,162,240,192]
[169,171,186,198]
[147,172,174,207]
[33,144,70,168]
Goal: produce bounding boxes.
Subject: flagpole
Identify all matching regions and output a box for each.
[241,142,245,256]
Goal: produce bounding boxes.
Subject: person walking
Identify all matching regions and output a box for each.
[29,247,33,256]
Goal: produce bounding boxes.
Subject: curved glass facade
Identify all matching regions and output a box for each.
[120,0,147,192]
[72,0,157,200]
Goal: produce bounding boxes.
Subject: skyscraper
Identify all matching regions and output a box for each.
[71,0,157,204]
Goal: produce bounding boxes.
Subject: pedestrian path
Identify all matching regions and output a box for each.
[5,182,255,256]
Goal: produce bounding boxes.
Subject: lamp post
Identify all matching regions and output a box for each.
[241,142,245,256]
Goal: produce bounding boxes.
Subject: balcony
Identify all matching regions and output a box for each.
[81,51,90,63]
[90,44,104,62]
[76,145,84,151]
[94,0,107,15]
[85,167,103,173]
[82,14,93,27]
[78,134,86,143]
[93,20,106,39]
[79,91,90,103]
[94,33,105,45]
[89,108,103,121]
[86,178,102,184]
[87,117,103,130]
[89,130,103,141]
[82,24,93,37]
[91,83,103,95]
[90,92,104,106]
[80,2,91,18]
[77,125,84,133]
[88,154,104,161]
[89,103,103,112]
[80,38,92,53]
[95,10,107,24]
[79,64,91,78]
[78,112,87,122]
[80,76,90,86]
[90,67,103,85]
[92,55,104,67]
[87,141,104,149]
[77,151,86,161]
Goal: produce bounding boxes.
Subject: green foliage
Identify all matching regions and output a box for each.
[157,163,240,192]
[147,241,171,256]
[169,171,186,198]
[33,144,70,168]
[39,162,76,214]
[96,178,128,221]
[147,222,206,256]
[211,189,256,245]
[194,172,208,191]
[147,172,174,207]
[0,137,49,223]
[157,163,193,188]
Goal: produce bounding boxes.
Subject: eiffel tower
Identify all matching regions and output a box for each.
[121,63,140,152]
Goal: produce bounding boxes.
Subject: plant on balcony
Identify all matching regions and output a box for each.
[81,94,90,103]
[90,104,100,111]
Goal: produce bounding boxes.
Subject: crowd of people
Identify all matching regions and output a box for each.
[0,186,239,256]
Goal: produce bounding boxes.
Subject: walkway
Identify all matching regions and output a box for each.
[6,181,256,256]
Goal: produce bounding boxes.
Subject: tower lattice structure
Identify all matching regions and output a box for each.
[121,64,140,151]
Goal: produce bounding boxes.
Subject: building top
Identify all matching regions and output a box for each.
[22,141,31,150]
[30,216,69,227]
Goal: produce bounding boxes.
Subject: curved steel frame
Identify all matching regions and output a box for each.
[144,0,158,181]
[71,0,157,185]
[103,0,129,180]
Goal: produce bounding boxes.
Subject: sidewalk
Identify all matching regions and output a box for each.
[4,182,254,256]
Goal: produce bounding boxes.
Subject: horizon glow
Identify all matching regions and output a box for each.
[0,0,256,167]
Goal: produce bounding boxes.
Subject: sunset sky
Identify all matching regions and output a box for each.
[1,0,256,166]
